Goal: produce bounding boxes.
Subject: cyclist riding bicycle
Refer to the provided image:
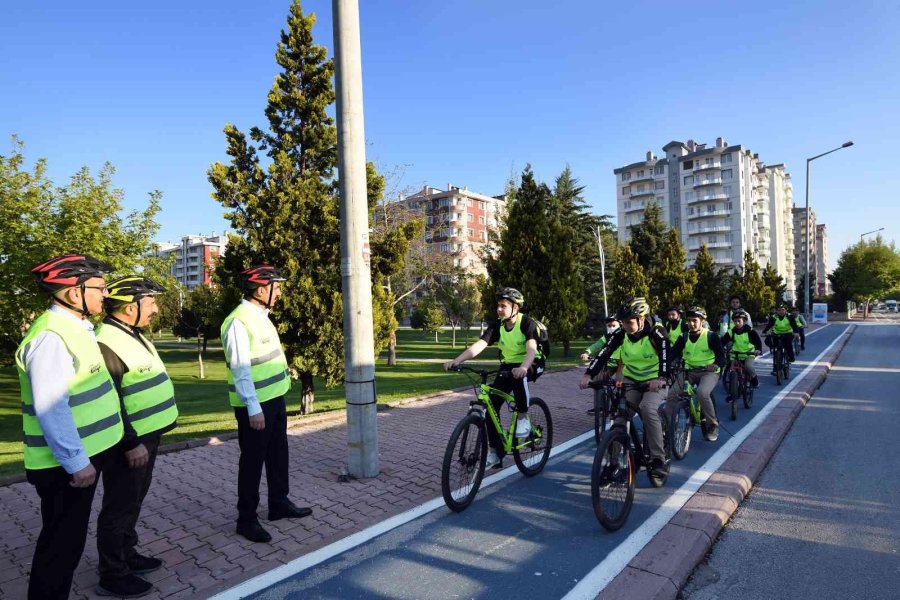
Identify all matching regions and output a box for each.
[445,287,545,469]
[664,306,689,348]
[763,304,801,370]
[721,309,762,388]
[790,306,807,351]
[581,316,621,415]
[668,306,725,442]
[579,297,671,485]
[718,295,753,337]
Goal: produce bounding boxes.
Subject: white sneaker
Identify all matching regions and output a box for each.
[515,417,532,439]
[485,451,501,469]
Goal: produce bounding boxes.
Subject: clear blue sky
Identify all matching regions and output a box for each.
[2,0,897,263]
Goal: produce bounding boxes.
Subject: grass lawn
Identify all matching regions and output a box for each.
[0,328,586,476]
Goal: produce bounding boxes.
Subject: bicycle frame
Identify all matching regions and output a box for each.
[460,369,543,455]
[681,377,702,424]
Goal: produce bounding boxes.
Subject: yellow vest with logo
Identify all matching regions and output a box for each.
[730,329,753,356]
[772,315,793,334]
[684,331,716,369]
[16,310,124,470]
[621,335,659,382]
[96,323,178,436]
[221,303,291,407]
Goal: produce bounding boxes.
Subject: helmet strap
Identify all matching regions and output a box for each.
[51,286,89,317]
[265,282,274,310]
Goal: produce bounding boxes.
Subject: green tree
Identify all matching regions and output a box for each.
[651,228,696,314]
[437,276,480,347]
[483,166,586,356]
[830,236,900,317]
[690,244,729,323]
[608,242,649,312]
[416,296,445,343]
[628,201,667,271]
[0,136,165,361]
[209,1,395,413]
[173,284,227,379]
[729,250,776,323]
[762,262,787,304]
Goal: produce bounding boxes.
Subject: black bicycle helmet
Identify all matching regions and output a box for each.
[616,297,650,321]
[496,287,524,307]
[667,306,682,314]
[32,253,113,315]
[105,276,166,308]
[685,306,707,320]
[32,253,112,293]
[731,309,749,321]
[604,314,619,324]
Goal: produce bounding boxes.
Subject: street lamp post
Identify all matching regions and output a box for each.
[805,141,853,318]
[860,228,884,243]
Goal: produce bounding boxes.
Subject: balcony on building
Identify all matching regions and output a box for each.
[629,189,656,198]
[688,192,728,204]
[688,209,730,220]
[624,202,645,213]
[693,177,723,187]
[693,162,721,173]
[688,240,730,250]
[631,174,655,185]
[690,224,731,234]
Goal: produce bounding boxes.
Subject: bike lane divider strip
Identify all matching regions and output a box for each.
[560,324,853,600]
[209,429,595,599]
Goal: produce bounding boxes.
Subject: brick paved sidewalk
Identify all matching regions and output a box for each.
[0,367,595,599]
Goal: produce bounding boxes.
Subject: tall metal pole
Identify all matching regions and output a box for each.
[804,159,811,319]
[333,0,379,477]
[860,228,884,242]
[595,226,608,317]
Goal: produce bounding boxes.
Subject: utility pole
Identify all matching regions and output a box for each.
[333,0,379,477]
[593,226,608,317]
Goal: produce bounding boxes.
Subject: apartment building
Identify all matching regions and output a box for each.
[401,184,506,277]
[793,207,817,298]
[152,233,228,290]
[614,137,795,297]
[816,224,831,296]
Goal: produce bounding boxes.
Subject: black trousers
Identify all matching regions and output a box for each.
[767,333,796,363]
[96,435,161,580]
[487,365,536,457]
[234,396,290,524]
[26,448,112,600]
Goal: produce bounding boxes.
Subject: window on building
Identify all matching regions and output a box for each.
[723,185,732,196]
[479,216,485,224]
[621,172,631,181]
[622,186,631,195]
[683,160,694,170]
[636,185,645,192]
[722,169,733,181]
[684,175,694,185]
[636,170,644,177]
[480,231,487,241]
[467,213,474,221]
[655,181,665,189]
[440,198,450,207]
[721,153,732,164]
[469,259,475,267]
[654,165,665,175]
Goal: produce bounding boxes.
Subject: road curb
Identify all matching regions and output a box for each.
[597,324,856,600]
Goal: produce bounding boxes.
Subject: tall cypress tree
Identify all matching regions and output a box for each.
[608,242,649,312]
[651,228,697,313]
[484,166,586,356]
[209,1,398,413]
[729,250,776,323]
[690,244,728,323]
[628,200,667,271]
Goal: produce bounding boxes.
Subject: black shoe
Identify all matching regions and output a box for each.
[587,407,596,414]
[126,554,162,575]
[236,520,272,543]
[751,377,759,388]
[770,371,777,376]
[704,424,719,442]
[96,574,154,598]
[268,501,313,521]
[649,459,669,483]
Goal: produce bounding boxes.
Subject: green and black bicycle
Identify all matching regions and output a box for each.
[441,366,553,512]
[670,368,718,460]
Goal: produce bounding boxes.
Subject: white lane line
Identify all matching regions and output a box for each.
[210,430,595,599]
[560,324,850,600]
[210,324,836,599]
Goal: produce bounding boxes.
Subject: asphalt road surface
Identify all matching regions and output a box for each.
[217,325,849,600]
[682,323,900,600]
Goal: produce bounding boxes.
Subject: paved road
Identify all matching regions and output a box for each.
[224,326,849,600]
[682,324,900,600]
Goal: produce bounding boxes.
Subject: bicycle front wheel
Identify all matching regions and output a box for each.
[591,428,635,531]
[441,414,487,512]
[593,387,610,446]
[743,380,754,409]
[671,399,692,460]
[513,397,553,476]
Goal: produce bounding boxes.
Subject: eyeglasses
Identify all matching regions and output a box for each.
[83,285,108,293]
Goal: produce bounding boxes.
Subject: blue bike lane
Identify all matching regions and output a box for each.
[212,324,849,600]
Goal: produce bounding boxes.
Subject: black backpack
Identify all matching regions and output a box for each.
[532,317,550,363]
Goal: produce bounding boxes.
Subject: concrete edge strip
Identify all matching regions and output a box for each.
[207,428,596,599]
[560,324,850,600]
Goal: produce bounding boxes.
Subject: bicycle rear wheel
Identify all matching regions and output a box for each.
[743,380,754,409]
[775,350,783,385]
[671,399,692,460]
[591,428,635,532]
[441,414,487,512]
[513,397,553,476]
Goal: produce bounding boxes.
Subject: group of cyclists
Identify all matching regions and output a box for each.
[445,288,806,488]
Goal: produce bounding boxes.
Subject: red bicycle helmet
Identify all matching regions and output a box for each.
[32,253,112,293]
